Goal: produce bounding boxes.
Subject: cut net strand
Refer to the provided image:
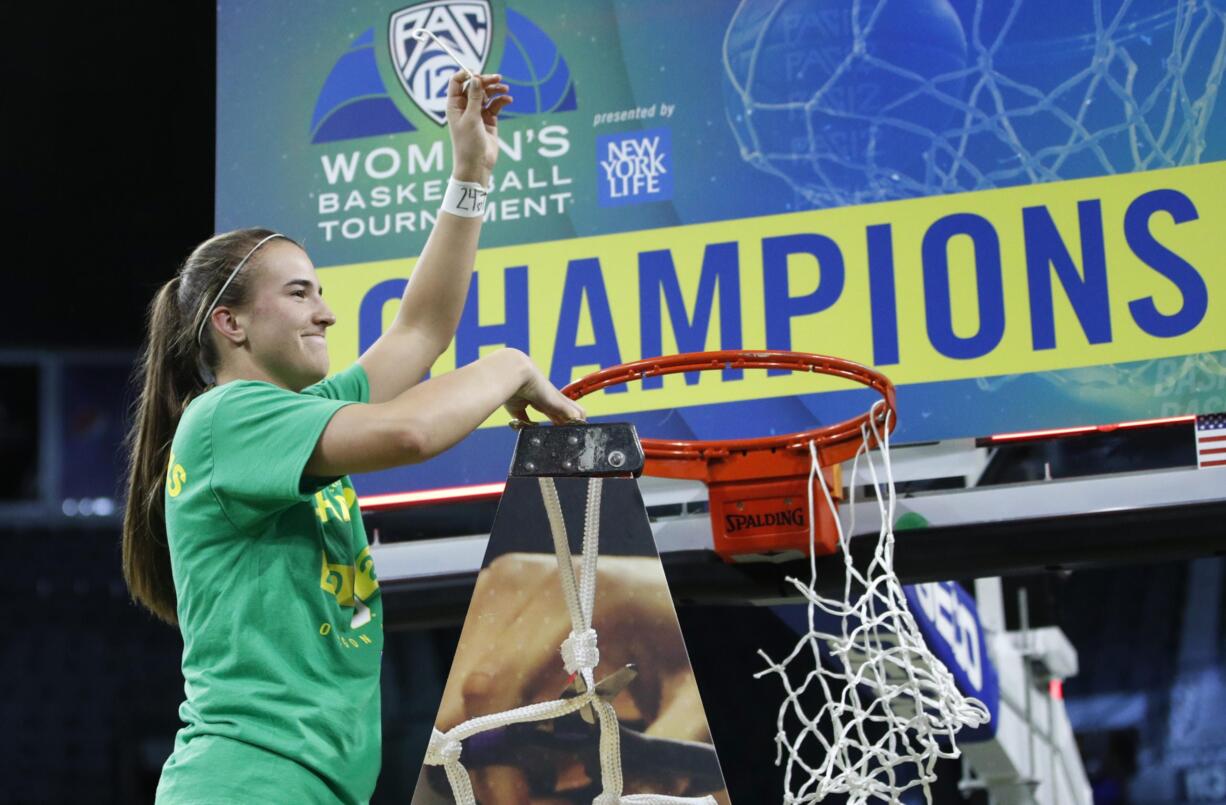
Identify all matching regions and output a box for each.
[425,477,717,805]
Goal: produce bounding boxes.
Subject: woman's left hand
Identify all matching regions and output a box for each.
[446,71,511,186]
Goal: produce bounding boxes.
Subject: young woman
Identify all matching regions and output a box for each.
[122,72,584,804]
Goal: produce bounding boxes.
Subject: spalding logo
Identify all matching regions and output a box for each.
[725,508,806,534]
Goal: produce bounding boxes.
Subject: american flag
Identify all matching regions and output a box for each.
[1196,413,1226,469]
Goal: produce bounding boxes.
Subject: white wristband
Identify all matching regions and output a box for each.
[441,176,491,218]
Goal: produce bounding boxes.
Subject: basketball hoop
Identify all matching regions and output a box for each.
[568,352,987,803]
[562,350,896,559]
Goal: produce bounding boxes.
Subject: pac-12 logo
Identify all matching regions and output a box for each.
[310,2,578,144]
[389,0,492,126]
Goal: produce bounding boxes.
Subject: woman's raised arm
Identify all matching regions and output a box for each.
[358,71,513,404]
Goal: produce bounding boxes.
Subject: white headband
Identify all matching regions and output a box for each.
[195,233,287,345]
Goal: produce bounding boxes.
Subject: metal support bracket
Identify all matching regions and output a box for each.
[508,422,645,478]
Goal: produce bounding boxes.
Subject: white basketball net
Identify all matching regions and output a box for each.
[425,476,717,805]
[755,404,991,804]
[724,0,1226,207]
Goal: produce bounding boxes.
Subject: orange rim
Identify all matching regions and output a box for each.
[561,350,897,466]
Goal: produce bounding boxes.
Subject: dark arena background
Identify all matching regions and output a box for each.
[3,2,1226,804]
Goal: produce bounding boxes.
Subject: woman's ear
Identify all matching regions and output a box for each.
[209,305,248,346]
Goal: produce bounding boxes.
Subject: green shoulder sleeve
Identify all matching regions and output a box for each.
[210,380,358,529]
[302,361,370,403]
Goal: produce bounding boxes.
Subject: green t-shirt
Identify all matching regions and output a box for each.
[156,363,384,805]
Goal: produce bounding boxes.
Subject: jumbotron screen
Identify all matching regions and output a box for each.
[217,0,1226,495]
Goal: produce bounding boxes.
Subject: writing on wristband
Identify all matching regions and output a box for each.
[441,176,492,218]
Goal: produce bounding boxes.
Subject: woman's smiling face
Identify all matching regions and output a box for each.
[238,240,336,389]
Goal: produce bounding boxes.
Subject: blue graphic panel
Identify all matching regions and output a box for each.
[499,8,577,116]
[310,27,415,143]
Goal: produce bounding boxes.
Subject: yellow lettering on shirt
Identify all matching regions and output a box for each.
[314,490,342,523]
[331,490,351,522]
[354,546,379,601]
[166,451,187,498]
[319,545,381,635]
[313,481,353,523]
[319,551,355,606]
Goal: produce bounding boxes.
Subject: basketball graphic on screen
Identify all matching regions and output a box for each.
[310,28,415,144]
[722,0,969,208]
[723,0,1225,208]
[944,0,1223,180]
[499,7,578,116]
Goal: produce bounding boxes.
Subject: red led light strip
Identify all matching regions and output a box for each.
[359,416,1199,508]
[359,481,506,511]
[985,414,1195,444]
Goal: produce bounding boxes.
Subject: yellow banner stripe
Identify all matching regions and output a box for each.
[322,163,1225,424]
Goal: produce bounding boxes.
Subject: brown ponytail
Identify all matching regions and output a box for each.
[121,228,295,623]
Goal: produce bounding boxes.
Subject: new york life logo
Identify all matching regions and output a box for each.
[597,128,672,207]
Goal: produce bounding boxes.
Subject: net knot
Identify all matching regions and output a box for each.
[424,728,462,766]
[561,628,600,674]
